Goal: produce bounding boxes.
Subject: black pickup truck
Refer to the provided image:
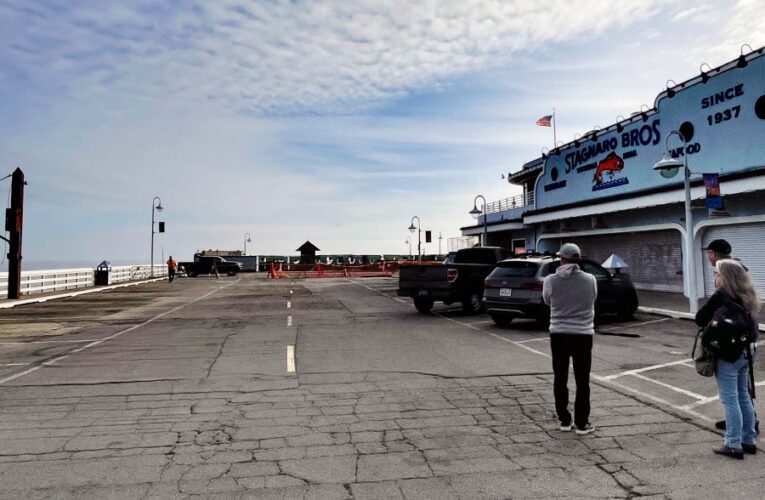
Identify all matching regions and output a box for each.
[397,247,513,314]
[179,256,243,277]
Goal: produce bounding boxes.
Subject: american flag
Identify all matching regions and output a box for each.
[536,115,553,127]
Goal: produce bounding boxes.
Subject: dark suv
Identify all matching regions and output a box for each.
[483,255,638,327]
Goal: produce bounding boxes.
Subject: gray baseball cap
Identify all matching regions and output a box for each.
[557,243,581,260]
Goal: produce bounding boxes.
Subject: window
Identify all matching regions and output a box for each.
[579,261,610,281]
[490,262,539,278]
[512,239,526,254]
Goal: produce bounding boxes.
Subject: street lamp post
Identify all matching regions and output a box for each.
[408,216,421,262]
[150,197,163,277]
[469,195,487,246]
[653,130,697,314]
[244,232,252,255]
[405,237,411,259]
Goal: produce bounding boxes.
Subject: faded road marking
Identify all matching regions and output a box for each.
[287,345,295,373]
[0,281,238,386]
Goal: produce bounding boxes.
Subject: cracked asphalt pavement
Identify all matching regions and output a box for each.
[1,275,764,499]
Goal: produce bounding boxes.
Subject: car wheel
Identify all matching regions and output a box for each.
[536,309,550,329]
[413,297,434,313]
[188,271,198,278]
[617,294,638,321]
[227,271,237,276]
[461,286,485,314]
[490,312,514,327]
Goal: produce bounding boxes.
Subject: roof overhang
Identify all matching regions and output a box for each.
[524,170,765,224]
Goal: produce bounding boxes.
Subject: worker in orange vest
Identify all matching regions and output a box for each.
[167,256,177,283]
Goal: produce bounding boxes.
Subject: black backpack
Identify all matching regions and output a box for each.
[702,300,754,363]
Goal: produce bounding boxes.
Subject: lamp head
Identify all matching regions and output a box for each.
[246,236,252,243]
[469,205,482,218]
[408,223,416,233]
[653,153,683,178]
[155,202,163,212]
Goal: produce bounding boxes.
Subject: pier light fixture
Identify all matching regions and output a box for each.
[666,79,678,98]
[653,130,698,313]
[737,44,753,68]
[469,195,487,247]
[244,232,252,255]
[408,216,421,262]
[699,63,712,84]
[151,196,164,278]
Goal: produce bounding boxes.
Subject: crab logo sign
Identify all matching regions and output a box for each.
[592,152,629,191]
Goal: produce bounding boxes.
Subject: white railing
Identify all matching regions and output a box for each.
[0,265,167,298]
[484,192,534,214]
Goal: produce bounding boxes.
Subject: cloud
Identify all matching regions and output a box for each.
[1,0,673,116]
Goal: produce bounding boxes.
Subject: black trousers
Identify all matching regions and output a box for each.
[550,334,593,428]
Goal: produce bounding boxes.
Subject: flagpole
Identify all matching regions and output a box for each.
[552,108,557,149]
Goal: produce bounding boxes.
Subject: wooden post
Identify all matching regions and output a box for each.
[6,168,25,299]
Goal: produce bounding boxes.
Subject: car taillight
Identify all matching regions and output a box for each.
[447,268,458,282]
[519,281,544,291]
[484,278,498,288]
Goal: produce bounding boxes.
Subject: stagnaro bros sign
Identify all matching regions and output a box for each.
[534,49,765,210]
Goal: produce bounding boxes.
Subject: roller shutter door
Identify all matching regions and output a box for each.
[702,223,765,298]
[569,230,683,292]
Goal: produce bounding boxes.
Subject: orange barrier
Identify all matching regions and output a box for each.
[266,262,397,279]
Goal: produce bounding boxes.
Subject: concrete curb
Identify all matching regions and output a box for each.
[0,278,167,309]
[639,306,765,332]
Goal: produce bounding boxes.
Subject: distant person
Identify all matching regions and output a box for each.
[705,238,747,270]
[166,256,177,283]
[543,243,598,435]
[695,259,759,459]
[703,238,757,433]
[212,258,220,279]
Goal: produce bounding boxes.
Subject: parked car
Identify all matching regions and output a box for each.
[179,256,243,277]
[483,254,638,327]
[397,246,513,314]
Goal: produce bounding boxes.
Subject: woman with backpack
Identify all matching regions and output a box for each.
[695,258,760,459]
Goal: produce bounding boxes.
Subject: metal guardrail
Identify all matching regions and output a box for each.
[484,192,534,214]
[0,265,167,298]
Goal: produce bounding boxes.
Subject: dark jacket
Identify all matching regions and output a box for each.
[696,289,759,342]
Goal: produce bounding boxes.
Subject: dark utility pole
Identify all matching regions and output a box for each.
[4,168,25,299]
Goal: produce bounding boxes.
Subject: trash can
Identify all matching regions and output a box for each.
[95,260,111,286]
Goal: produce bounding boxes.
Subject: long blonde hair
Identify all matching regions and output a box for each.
[716,259,761,314]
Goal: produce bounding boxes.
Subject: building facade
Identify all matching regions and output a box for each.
[462,46,765,300]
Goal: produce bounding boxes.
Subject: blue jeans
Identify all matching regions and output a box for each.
[715,356,756,449]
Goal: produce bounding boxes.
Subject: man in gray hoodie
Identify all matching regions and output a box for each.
[543,243,598,435]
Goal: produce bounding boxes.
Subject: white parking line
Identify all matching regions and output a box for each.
[601,358,694,380]
[597,317,669,333]
[0,281,237,386]
[287,300,291,309]
[0,340,101,345]
[287,345,295,373]
[516,338,548,344]
[594,375,715,423]
[0,363,31,367]
[346,278,721,424]
[681,379,765,410]
[629,372,707,400]
[489,333,550,358]
[287,315,293,327]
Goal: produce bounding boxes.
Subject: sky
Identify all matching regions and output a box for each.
[1,0,764,266]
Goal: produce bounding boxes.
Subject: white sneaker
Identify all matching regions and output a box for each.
[575,423,595,435]
[560,423,573,432]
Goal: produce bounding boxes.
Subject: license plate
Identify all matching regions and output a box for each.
[499,288,512,297]
[418,290,428,296]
